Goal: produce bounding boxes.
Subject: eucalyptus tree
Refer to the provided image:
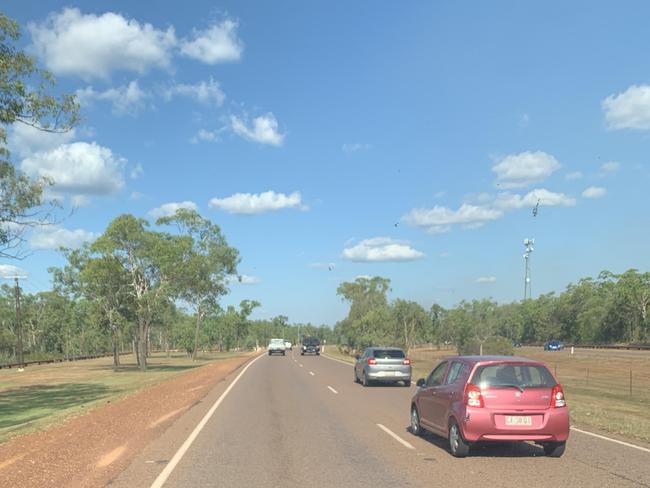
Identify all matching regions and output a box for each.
[392,299,428,354]
[156,209,239,360]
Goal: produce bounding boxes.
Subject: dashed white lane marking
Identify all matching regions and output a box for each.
[571,427,650,453]
[149,353,265,488]
[376,423,415,450]
[327,386,338,394]
[309,371,315,376]
[299,364,304,368]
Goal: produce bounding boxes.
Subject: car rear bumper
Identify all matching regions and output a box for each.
[367,366,411,381]
[302,347,320,353]
[461,407,570,443]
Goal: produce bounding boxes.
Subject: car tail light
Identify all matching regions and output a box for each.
[551,384,566,408]
[403,358,411,365]
[464,383,484,408]
[367,358,377,365]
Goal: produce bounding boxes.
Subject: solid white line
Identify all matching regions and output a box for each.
[150,353,266,488]
[327,386,338,394]
[571,426,650,454]
[321,353,354,366]
[309,371,315,376]
[376,423,415,450]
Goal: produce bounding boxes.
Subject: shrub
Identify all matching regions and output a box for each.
[457,336,514,356]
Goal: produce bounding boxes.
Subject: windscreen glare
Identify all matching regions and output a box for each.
[471,363,556,389]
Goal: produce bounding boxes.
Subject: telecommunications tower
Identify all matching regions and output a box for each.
[523,238,534,300]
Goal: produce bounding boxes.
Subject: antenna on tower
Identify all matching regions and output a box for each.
[523,238,534,300]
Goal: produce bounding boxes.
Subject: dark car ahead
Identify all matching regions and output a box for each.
[301,337,321,355]
[410,355,569,458]
[544,340,563,351]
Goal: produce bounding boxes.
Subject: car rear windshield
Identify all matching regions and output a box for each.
[372,349,405,359]
[303,338,320,345]
[470,363,556,389]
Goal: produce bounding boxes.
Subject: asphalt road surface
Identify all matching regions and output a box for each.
[112,350,650,488]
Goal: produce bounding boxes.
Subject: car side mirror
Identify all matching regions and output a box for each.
[416,378,425,388]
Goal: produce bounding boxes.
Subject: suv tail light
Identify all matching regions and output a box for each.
[403,358,411,365]
[551,384,566,408]
[367,358,377,365]
[464,383,484,408]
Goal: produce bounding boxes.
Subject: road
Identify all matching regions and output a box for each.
[111,350,650,488]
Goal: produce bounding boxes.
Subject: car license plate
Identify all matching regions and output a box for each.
[505,416,532,426]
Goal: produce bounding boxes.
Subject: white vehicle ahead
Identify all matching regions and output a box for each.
[268,338,286,356]
[284,341,292,350]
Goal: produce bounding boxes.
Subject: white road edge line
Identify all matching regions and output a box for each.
[327,386,338,394]
[309,371,315,376]
[150,353,266,488]
[321,353,354,366]
[571,426,650,454]
[376,423,415,450]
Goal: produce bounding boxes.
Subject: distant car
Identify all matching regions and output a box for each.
[268,338,286,356]
[512,340,522,348]
[544,340,563,351]
[354,347,411,387]
[410,356,569,458]
[301,337,320,355]
[284,341,292,350]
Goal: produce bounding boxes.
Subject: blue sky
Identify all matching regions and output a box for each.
[2,1,649,325]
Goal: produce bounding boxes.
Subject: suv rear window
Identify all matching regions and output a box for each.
[303,337,320,345]
[372,349,405,359]
[471,363,556,389]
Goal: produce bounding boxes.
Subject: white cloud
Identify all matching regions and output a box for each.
[30,226,96,250]
[190,128,223,144]
[403,203,503,230]
[180,19,243,64]
[209,191,303,214]
[130,163,144,179]
[493,188,576,210]
[226,274,260,285]
[71,195,90,208]
[231,113,285,146]
[600,161,620,174]
[476,276,497,284]
[76,81,149,116]
[342,237,425,263]
[149,201,198,219]
[582,186,607,199]
[426,225,451,235]
[9,123,77,159]
[565,171,583,180]
[603,85,650,131]
[28,8,176,80]
[21,142,126,195]
[342,143,372,153]
[164,78,225,106]
[492,151,561,188]
[0,264,28,278]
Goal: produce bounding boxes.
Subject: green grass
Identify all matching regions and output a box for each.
[0,350,246,444]
[324,345,650,444]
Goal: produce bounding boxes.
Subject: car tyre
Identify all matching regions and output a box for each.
[543,441,566,458]
[362,372,370,387]
[282,351,285,356]
[404,380,411,387]
[410,405,422,436]
[448,422,470,458]
[354,369,360,383]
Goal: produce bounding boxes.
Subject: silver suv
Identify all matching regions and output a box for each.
[354,347,411,387]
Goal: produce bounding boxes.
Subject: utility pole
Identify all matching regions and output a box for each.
[2,274,27,366]
[523,239,534,300]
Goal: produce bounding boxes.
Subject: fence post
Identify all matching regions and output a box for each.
[629,369,632,397]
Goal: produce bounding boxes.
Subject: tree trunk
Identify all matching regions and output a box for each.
[192,311,203,362]
[138,318,148,371]
[112,329,119,371]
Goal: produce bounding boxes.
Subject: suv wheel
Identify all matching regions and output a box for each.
[449,422,470,458]
[543,441,566,457]
[410,406,422,436]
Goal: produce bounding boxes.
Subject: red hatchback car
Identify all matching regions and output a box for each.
[410,356,569,458]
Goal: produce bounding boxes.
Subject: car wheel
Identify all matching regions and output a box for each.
[282,351,285,356]
[268,352,272,355]
[404,380,411,387]
[301,352,304,356]
[410,405,422,436]
[354,369,360,383]
[362,372,370,387]
[543,441,566,457]
[448,422,470,458]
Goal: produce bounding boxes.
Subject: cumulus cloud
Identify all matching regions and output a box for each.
[600,161,620,174]
[342,237,425,263]
[493,188,576,210]
[231,113,284,146]
[603,85,650,131]
[149,201,198,219]
[180,19,243,64]
[21,142,126,195]
[476,276,497,284]
[492,151,561,188]
[0,264,28,278]
[28,8,176,80]
[403,204,503,230]
[75,80,150,116]
[30,226,96,250]
[163,78,225,106]
[582,187,607,199]
[209,191,303,214]
[9,123,77,158]
[190,129,222,144]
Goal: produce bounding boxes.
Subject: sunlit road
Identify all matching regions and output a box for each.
[112,351,650,488]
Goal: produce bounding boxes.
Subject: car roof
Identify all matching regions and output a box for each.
[448,355,543,365]
[367,346,404,350]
